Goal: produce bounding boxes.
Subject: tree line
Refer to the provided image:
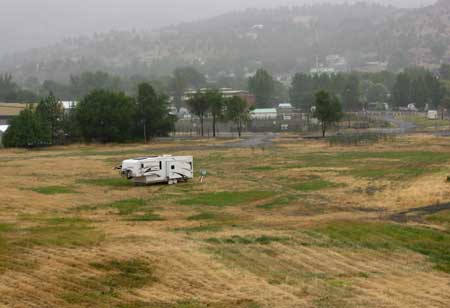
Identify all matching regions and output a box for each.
[186,90,250,138]
[6,65,450,113]
[2,83,175,147]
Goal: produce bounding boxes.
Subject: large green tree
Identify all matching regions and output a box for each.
[341,75,361,111]
[391,73,411,108]
[35,94,64,144]
[205,90,224,137]
[367,83,389,102]
[76,90,135,143]
[248,69,275,108]
[289,73,315,110]
[313,91,343,137]
[186,91,210,137]
[136,83,174,143]
[225,96,249,138]
[2,106,49,148]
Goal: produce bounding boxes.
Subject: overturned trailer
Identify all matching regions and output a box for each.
[120,155,193,185]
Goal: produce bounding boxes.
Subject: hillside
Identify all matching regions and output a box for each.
[1,1,449,83]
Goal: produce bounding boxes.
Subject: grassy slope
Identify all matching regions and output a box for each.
[1,136,450,307]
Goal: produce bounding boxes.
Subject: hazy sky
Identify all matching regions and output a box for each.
[0,0,437,55]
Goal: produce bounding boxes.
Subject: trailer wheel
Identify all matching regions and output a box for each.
[168,179,178,185]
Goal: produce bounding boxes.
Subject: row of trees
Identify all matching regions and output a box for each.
[0,73,37,102]
[186,90,250,138]
[391,68,444,110]
[2,83,175,147]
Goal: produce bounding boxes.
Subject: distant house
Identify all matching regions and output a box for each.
[0,103,29,125]
[184,88,256,107]
[250,108,278,120]
[60,101,78,113]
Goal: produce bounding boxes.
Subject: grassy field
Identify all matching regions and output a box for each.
[1,135,450,307]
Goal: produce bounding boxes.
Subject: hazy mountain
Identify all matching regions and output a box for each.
[0,1,436,56]
[1,0,446,83]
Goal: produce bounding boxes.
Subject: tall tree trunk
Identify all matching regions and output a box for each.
[212,116,216,137]
[200,116,204,137]
[238,120,242,138]
[322,122,326,138]
[144,123,147,144]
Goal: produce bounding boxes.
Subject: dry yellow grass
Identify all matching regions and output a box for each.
[1,135,450,308]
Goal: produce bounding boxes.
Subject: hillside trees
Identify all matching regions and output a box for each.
[171,67,206,109]
[0,73,37,102]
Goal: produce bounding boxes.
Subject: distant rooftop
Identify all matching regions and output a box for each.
[251,108,277,114]
[0,103,29,117]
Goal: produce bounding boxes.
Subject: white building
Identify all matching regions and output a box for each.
[60,101,78,113]
[250,108,278,120]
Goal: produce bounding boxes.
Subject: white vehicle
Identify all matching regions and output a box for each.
[120,155,193,185]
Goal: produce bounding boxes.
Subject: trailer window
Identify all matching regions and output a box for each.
[171,165,175,170]
[159,161,162,170]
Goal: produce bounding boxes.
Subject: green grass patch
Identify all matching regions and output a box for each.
[117,300,261,308]
[18,217,103,248]
[292,179,339,192]
[78,177,134,187]
[426,210,450,225]
[246,165,277,172]
[0,217,102,273]
[62,259,156,305]
[187,212,217,221]
[257,195,298,210]
[290,151,450,181]
[179,191,275,207]
[90,259,157,289]
[31,186,77,195]
[128,213,165,222]
[310,220,450,273]
[175,225,223,233]
[206,235,288,245]
[104,198,147,215]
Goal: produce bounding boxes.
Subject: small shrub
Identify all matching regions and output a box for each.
[327,133,394,146]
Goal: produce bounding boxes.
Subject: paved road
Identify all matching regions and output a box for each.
[211,132,277,148]
[369,113,418,134]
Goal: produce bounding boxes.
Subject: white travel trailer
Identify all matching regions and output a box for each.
[120,155,193,185]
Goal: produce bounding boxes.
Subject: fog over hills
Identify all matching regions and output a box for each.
[1,0,445,82]
[1,0,436,55]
